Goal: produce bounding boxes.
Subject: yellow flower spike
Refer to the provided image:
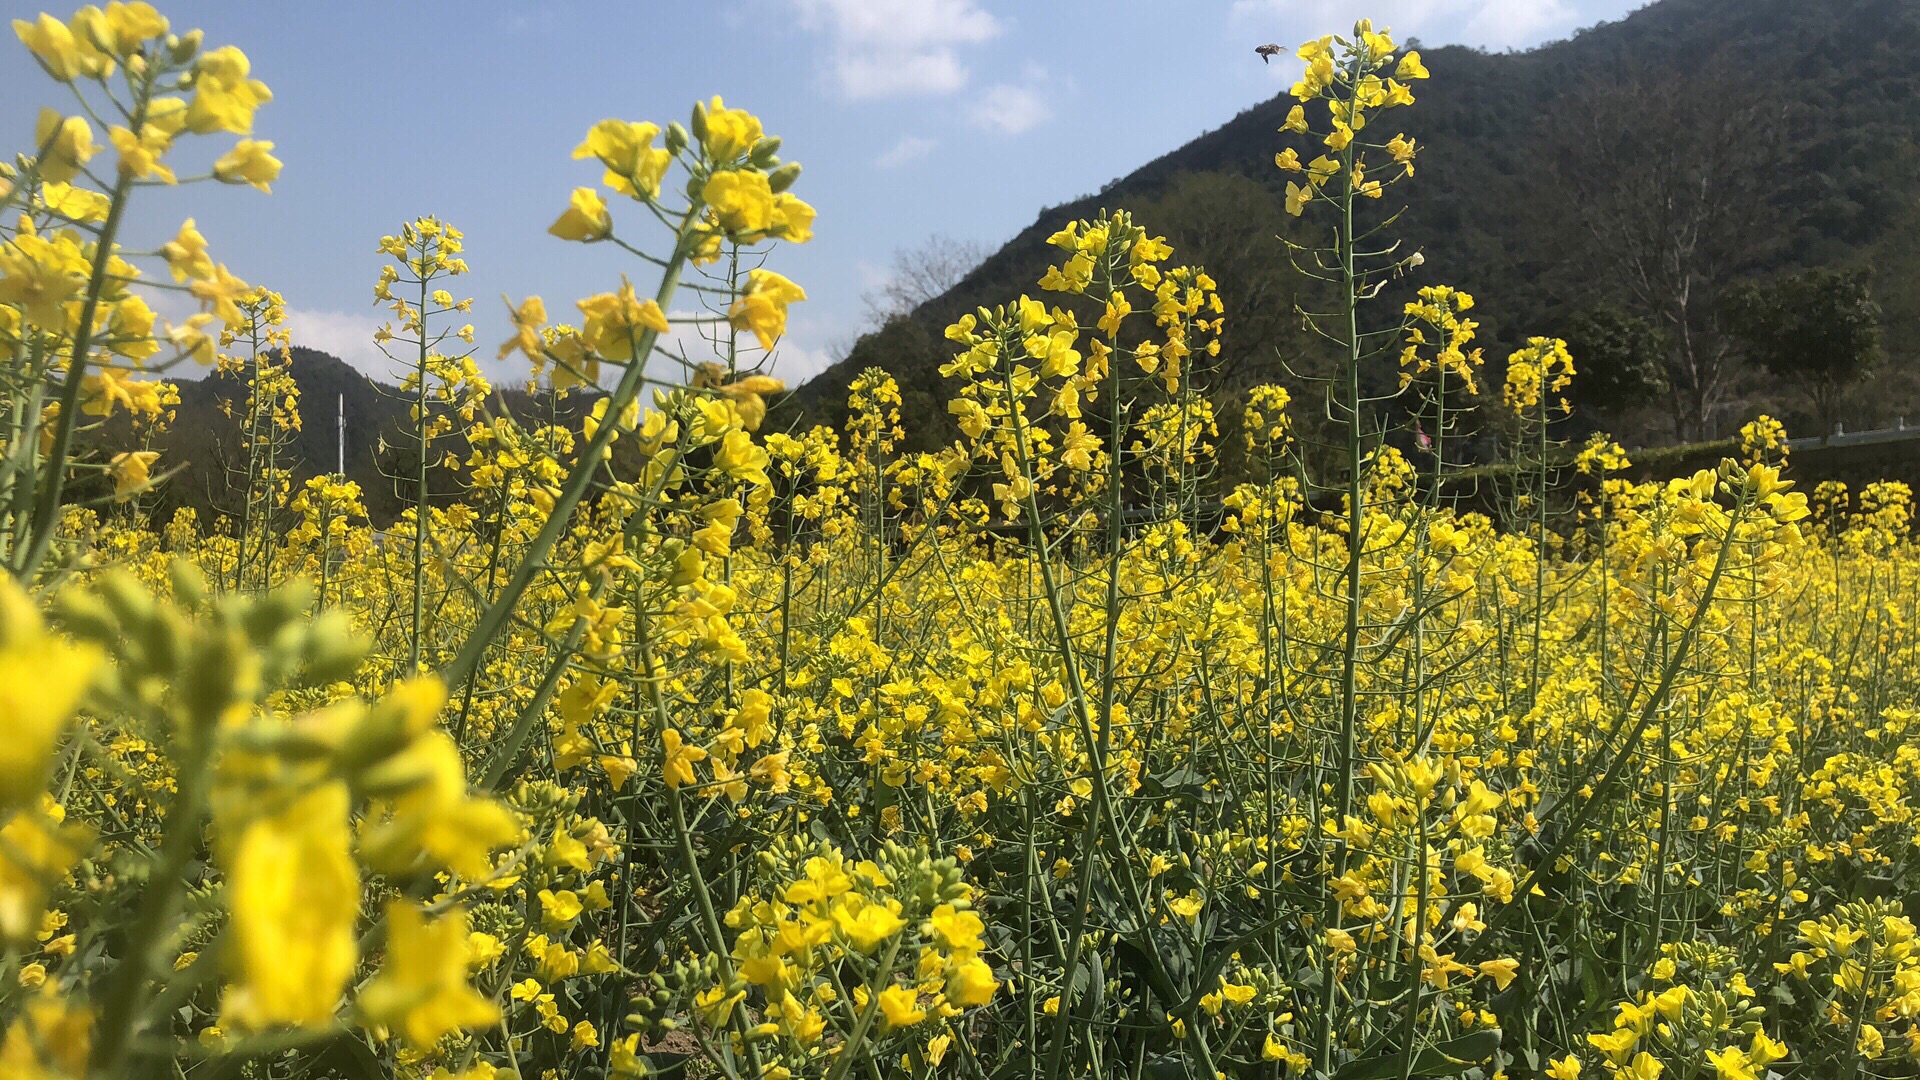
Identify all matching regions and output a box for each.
[107,450,160,498]
[537,888,583,931]
[877,985,927,1029]
[94,3,170,57]
[185,45,273,135]
[728,268,806,351]
[0,802,92,945]
[574,119,672,200]
[212,138,281,192]
[1476,957,1520,990]
[39,182,110,222]
[497,295,547,363]
[1545,1056,1581,1079]
[0,585,101,815]
[549,186,612,242]
[357,732,521,881]
[358,902,499,1047]
[32,108,96,184]
[719,374,785,432]
[576,278,669,364]
[832,897,906,951]
[699,96,764,163]
[0,994,91,1078]
[1285,181,1312,217]
[703,169,777,237]
[662,728,707,788]
[15,14,88,81]
[694,984,744,1027]
[191,263,255,329]
[219,781,359,1031]
[768,192,815,242]
[1704,1046,1756,1080]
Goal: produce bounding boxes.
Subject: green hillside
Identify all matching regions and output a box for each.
[776,0,1920,456]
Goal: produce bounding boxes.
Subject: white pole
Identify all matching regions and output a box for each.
[337,392,345,476]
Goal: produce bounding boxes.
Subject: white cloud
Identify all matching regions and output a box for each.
[649,310,837,385]
[966,82,1051,135]
[769,336,838,383]
[1230,0,1577,52]
[285,307,389,376]
[875,134,938,169]
[792,0,1001,100]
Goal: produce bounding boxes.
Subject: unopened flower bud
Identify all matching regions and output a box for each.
[97,572,153,633]
[170,561,208,609]
[296,610,369,686]
[170,29,202,63]
[767,162,802,194]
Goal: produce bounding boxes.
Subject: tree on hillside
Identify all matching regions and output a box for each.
[1549,65,1794,441]
[1132,171,1328,387]
[1724,267,1883,437]
[862,234,990,326]
[1559,303,1669,415]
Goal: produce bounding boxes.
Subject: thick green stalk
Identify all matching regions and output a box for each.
[1319,63,1366,1074]
[438,207,701,692]
[16,163,139,579]
[411,265,431,671]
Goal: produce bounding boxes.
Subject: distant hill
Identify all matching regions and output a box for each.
[775,0,1920,455]
[129,348,594,527]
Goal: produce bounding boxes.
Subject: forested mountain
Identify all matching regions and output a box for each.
[776,0,1920,455]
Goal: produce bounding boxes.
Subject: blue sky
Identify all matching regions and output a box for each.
[5,0,1643,386]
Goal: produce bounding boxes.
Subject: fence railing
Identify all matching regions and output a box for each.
[1787,421,1920,451]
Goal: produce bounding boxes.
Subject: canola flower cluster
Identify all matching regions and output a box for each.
[6,8,1920,1080]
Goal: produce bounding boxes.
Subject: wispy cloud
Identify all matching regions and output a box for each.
[792,0,1002,100]
[1231,0,1578,52]
[875,134,938,169]
[966,82,1050,136]
[286,308,389,376]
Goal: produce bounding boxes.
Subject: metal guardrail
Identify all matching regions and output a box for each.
[1787,423,1920,451]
